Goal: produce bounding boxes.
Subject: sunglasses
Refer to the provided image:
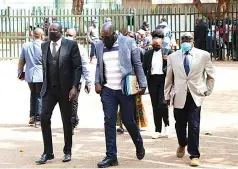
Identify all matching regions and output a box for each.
[66,34,74,37]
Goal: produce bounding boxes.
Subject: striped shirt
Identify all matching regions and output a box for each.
[103,41,122,90]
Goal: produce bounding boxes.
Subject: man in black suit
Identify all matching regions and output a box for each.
[36,23,82,164]
[143,37,172,139]
[194,17,208,51]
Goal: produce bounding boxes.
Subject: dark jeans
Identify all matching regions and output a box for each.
[148,75,169,132]
[72,89,80,128]
[28,82,43,121]
[90,40,98,58]
[174,93,201,159]
[225,41,233,57]
[41,87,72,155]
[101,87,143,157]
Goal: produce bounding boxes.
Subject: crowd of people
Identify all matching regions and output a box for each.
[18,16,215,168]
[194,17,238,61]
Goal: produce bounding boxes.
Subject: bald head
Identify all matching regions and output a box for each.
[48,22,62,42]
[49,22,62,32]
[33,28,44,40]
[100,23,118,49]
[101,23,114,37]
[66,29,76,38]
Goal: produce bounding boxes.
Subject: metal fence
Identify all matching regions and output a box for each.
[1,6,238,60]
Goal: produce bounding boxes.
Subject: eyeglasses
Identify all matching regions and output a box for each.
[66,34,74,37]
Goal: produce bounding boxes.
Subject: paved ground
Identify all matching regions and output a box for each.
[0,60,238,168]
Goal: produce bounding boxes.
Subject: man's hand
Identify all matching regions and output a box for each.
[137,88,146,96]
[163,55,168,60]
[95,83,102,95]
[85,85,91,94]
[69,86,78,101]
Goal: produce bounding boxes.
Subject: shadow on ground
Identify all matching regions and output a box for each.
[0,126,238,168]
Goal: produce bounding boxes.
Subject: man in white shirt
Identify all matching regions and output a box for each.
[65,28,92,134]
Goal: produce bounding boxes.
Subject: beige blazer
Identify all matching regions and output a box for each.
[164,48,215,109]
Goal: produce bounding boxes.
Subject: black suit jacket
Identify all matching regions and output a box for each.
[143,48,172,84]
[41,38,82,97]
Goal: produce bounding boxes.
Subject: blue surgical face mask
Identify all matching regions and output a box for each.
[181,42,192,52]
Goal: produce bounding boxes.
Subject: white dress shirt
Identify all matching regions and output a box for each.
[50,38,62,54]
[151,50,164,75]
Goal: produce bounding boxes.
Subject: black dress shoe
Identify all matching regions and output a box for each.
[97,156,118,168]
[35,153,54,164]
[62,154,71,162]
[136,146,145,160]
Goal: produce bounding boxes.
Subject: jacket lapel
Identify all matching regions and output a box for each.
[118,35,125,62]
[59,38,68,68]
[43,41,50,71]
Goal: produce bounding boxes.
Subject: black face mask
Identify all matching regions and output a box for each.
[153,45,161,51]
[49,31,61,41]
[102,35,116,49]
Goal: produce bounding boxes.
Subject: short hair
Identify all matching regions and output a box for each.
[143,21,149,26]
[161,17,167,22]
[181,32,194,41]
[152,37,163,41]
[152,29,164,39]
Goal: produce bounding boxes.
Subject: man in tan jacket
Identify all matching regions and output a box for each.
[164,32,215,167]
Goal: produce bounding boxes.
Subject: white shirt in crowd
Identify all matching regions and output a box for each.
[151,50,164,75]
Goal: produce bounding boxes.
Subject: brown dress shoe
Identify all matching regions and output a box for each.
[190,158,199,167]
[176,146,186,158]
[29,117,35,125]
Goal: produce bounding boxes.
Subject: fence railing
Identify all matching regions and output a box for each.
[1,6,238,60]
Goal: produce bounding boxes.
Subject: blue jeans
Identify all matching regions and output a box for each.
[101,87,143,157]
[90,40,98,58]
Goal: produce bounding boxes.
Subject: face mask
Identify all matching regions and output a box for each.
[145,27,149,31]
[181,42,192,52]
[103,35,115,49]
[49,31,61,41]
[93,23,98,27]
[65,37,74,40]
[153,45,161,51]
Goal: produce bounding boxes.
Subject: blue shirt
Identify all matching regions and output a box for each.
[20,39,43,83]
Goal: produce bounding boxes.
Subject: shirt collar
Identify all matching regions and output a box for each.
[51,37,62,46]
[113,39,119,47]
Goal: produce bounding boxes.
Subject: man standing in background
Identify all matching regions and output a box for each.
[194,17,208,51]
[156,18,172,56]
[65,28,92,134]
[18,28,44,127]
[87,19,99,63]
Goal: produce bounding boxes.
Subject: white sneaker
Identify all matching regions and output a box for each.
[152,132,162,139]
[162,126,169,138]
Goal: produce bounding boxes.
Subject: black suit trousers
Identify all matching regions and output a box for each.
[148,74,169,133]
[41,87,72,155]
[174,93,201,159]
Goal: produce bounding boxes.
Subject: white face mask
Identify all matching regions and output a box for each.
[65,37,74,40]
